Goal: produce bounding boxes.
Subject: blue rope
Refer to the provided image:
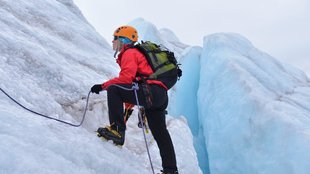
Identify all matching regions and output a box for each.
[0,87,90,127]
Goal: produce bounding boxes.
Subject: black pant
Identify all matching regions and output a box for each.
[107,84,178,171]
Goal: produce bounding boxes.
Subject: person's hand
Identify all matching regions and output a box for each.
[91,84,103,94]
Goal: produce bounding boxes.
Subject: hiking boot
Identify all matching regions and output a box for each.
[97,125,125,146]
[159,170,178,174]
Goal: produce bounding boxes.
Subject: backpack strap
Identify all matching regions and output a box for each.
[134,44,157,71]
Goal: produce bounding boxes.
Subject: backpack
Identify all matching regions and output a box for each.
[135,41,182,89]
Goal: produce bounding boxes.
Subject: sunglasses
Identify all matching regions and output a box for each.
[113,36,119,40]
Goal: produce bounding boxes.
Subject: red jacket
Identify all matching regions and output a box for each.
[102,45,168,90]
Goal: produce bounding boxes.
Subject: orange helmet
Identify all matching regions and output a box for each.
[113,25,138,42]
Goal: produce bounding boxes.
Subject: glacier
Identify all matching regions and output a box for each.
[1,0,310,174]
[171,32,310,174]
[0,0,201,174]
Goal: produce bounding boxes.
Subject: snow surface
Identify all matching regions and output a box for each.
[171,32,310,174]
[0,0,201,174]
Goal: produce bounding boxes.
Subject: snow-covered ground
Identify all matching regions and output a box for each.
[0,0,201,173]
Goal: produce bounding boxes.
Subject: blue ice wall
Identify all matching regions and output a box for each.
[169,46,210,174]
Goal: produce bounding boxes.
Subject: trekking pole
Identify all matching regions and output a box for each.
[132,83,155,174]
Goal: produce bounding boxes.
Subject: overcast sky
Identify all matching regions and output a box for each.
[73,0,310,75]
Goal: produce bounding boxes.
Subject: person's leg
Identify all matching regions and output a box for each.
[146,110,177,172]
[97,84,146,145]
[107,84,146,131]
[145,85,178,172]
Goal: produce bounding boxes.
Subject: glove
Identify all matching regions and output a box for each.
[91,84,103,94]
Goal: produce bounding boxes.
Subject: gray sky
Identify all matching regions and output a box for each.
[73,0,310,75]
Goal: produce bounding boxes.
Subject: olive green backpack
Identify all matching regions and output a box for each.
[135,41,182,89]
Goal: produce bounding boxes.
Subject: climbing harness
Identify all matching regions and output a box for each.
[110,83,155,174]
[0,87,90,127]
